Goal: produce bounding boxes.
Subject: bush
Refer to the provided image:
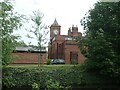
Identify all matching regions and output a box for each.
[2,67,48,89]
[2,66,119,89]
[70,59,78,65]
[46,59,52,65]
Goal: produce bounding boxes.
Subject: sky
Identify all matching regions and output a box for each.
[12,0,99,46]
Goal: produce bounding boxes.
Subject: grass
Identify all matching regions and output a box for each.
[8,64,77,71]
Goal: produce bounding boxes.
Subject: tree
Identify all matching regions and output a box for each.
[27,10,48,66]
[15,40,27,47]
[79,2,120,79]
[0,1,22,66]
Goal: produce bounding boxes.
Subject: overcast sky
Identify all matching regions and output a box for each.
[12,0,98,45]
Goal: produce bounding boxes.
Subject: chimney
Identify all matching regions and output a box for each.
[72,25,78,36]
[68,28,72,36]
[72,25,78,32]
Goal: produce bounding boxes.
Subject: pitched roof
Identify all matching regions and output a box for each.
[52,18,59,26]
[14,47,46,52]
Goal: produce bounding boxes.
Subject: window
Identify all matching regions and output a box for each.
[65,37,72,40]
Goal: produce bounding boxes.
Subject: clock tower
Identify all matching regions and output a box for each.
[50,19,61,40]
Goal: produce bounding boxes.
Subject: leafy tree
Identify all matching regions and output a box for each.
[27,10,48,66]
[0,1,22,66]
[79,2,120,79]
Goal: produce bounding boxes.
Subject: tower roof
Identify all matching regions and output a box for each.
[52,18,59,26]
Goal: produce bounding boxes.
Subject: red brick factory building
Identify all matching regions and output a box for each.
[48,19,84,64]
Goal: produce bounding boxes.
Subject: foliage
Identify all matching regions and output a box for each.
[79,2,120,79]
[46,59,52,65]
[15,40,27,47]
[0,1,22,66]
[26,10,49,66]
[46,79,64,89]
[70,59,78,65]
[32,82,39,90]
[2,66,119,89]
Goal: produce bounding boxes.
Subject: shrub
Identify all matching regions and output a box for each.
[46,59,52,65]
[2,67,48,89]
[70,59,78,65]
[2,66,119,89]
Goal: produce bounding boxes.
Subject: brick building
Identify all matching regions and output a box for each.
[12,47,47,64]
[48,19,84,64]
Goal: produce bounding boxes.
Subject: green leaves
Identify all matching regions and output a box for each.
[79,2,120,79]
[31,10,43,26]
[3,66,119,89]
[1,1,22,66]
[27,10,49,66]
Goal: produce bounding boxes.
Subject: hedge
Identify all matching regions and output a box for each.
[2,66,120,90]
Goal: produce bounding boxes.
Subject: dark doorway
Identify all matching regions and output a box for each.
[70,52,78,64]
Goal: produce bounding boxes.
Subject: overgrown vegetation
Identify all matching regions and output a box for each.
[2,66,119,90]
[79,2,120,80]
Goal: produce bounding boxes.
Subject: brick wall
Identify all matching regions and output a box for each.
[12,52,46,64]
[48,20,85,64]
[64,44,84,64]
